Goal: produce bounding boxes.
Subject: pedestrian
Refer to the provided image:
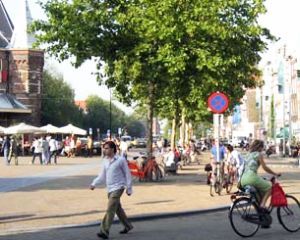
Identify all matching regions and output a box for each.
[1,135,11,165]
[90,140,133,239]
[41,136,49,164]
[87,135,93,157]
[226,144,244,181]
[49,136,58,164]
[31,137,43,165]
[8,136,19,165]
[119,139,128,160]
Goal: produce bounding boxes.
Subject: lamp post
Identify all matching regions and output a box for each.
[109,88,112,139]
[287,55,295,157]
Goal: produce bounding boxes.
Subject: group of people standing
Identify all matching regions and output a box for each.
[31,135,60,165]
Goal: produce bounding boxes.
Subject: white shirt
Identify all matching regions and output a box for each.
[32,139,42,153]
[49,138,58,151]
[120,141,128,152]
[164,151,175,167]
[230,150,244,169]
[91,155,132,194]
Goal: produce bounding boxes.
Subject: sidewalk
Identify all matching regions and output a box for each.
[0,152,300,236]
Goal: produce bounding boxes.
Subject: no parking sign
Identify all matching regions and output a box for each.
[208,92,229,113]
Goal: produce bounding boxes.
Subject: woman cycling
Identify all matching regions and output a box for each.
[226,144,244,181]
[240,139,280,211]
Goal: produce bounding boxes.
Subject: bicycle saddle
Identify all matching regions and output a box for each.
[243,185,257,194]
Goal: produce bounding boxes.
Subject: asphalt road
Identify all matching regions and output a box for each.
[1,210,299,240]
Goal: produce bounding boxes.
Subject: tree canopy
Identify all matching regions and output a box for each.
[41,69,83,126]
[33,0,273,146]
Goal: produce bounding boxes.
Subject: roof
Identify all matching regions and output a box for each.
[75,100,87,111]
[0,93,31,113]
[0,0,14,48]
[10,0,36,49]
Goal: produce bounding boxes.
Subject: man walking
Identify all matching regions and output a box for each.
[90,141,133,239]
[1,136,10,165]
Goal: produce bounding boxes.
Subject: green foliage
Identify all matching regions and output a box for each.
[84,95,146,137]
[41,70,83,126]
[33,0,273,134]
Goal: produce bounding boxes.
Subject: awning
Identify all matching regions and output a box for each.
[4,122,46,134]
[0,93,31,113]
[59,124,87,135]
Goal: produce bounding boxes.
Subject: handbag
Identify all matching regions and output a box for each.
[271,182,287,207]
[204,163,212,172]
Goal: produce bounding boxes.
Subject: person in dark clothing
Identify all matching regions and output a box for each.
[1,136,11,165]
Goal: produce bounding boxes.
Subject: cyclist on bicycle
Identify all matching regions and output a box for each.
[240,139,281,211]
[226,144,244,181]
[210,139,226,182]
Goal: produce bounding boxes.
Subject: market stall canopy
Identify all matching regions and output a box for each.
[59,124,87,135]
[4,122,46,134]
[40,124,62,134]
[0,125,6,134]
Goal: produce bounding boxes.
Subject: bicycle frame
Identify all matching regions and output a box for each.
[229,176,300,237]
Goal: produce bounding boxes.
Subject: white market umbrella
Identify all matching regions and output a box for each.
[59,124,87,135]
[0,126,6,134]
[40,124,62,134]
[4,122,47,135]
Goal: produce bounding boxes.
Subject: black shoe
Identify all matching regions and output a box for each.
[97,232,108,239]
[119,226,133,234]
[261,225,271,229]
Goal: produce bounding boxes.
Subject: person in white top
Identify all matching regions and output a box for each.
[226,144,245,181]
[119,139,128,160]
[49,136,58,164]
[31,137,43,165]
[90,141,133,239]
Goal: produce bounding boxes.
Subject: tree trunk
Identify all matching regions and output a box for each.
[146,82,155,159]
[171,118,177,151]
[180,112,185,147]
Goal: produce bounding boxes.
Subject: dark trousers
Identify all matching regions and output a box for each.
[49,150,57,164]
[32,152,42,164]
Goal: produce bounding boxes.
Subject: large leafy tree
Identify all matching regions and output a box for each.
[84,95,146,138]
[32,0,273,153]
[41,70,83,126]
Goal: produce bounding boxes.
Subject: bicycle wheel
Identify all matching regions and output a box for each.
[277,194,300,232]
[229,197,260,237]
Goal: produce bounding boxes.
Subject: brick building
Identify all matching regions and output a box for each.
[0,0,44,126]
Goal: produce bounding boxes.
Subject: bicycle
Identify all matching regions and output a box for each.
[228,176,300,237]
[209,161,224,196]
[223,164,237,194]
[128,156,164,182]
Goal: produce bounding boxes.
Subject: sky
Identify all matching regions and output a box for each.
[2,0,300,109]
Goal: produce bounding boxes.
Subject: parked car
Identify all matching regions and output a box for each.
[132,138,147,148]
[77,137,102,156]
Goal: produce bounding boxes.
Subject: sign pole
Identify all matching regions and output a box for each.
[208,91,229,163]
[216,114,220,162]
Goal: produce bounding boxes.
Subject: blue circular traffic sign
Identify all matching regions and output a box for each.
[208,92,229,113]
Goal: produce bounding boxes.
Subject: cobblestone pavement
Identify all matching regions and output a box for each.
[0,151,299,236]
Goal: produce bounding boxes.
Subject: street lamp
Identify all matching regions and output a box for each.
[109,88,112,139]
